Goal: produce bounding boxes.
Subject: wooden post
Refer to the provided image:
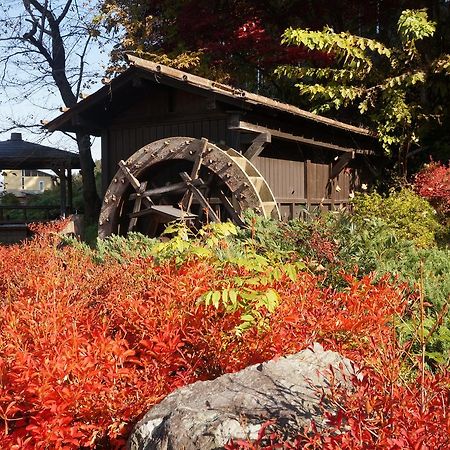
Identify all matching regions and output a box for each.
[305,160,312,209]
[67,168,73,213]
[289,203,295,220]
[330,177,336,211]
[59,168,67,218]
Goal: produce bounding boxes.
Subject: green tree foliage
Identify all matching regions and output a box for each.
[277,9,450,172]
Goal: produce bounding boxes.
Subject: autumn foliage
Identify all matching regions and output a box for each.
[414,162,450,216]
[0,222,449,448]
[103,0,411,92]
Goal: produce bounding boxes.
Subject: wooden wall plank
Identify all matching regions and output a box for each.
[103,119,356,217]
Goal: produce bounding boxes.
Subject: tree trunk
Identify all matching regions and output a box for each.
[8,0,102,227]
[76,133,101,224]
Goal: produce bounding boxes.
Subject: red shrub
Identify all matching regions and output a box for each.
[27,218,71,235]
[414,162,450,215]
[0,230,448,448]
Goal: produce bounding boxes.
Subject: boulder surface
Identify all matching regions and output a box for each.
[128,343,357,450]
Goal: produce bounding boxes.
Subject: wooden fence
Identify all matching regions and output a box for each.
[0,205,61,224]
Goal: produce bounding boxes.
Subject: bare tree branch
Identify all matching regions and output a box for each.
[60,130,78,142]
[75,34,91,99]
[24,34,53,66]
[56,0,73,25]
[0,120,43,134]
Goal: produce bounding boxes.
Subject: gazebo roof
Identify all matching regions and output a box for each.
[0,133,80,170]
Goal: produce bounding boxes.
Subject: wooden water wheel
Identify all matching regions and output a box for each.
[98,137,280,238]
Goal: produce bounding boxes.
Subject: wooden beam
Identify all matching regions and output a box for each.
[59,168,67,217]
[243,132,271,160]
[129,205,197,220]
[181,138,208,212]
[70,113,102,130]
[128,181,147,231]
[228,119,374,155]
[306,160,313,208]
[118,160,153,208]
[67,169,73,213]
[216,190,245,226]
[240,133,261,144]
[129,178,204,200]
[330,152,355,179]
[128,208,155,219]
[179,172,220,222]
[190,139,208,179]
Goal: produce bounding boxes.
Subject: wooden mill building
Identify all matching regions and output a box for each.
[46,55,379,228]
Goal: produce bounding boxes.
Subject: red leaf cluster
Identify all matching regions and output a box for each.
[414,162,450,215]
[0,230,448,448]
[171,1,331,71]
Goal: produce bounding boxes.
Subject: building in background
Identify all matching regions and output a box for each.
[2,169,56,197]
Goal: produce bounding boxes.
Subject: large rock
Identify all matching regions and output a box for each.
[128,343,357,450]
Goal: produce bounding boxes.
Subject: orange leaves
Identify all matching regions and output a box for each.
[0,237,220,447]
[0,230,447,448]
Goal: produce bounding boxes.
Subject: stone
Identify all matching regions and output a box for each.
[128,343,357,450]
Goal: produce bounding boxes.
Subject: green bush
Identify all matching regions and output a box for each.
[351,188,442,248]
[0,192,21,206]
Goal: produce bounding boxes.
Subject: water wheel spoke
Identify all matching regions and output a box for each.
[129,205,197,220]
[128,181,148,231]
[217,190,245,226]
[196,173,216,222]
[180,138,207,212]
[119,160,153,208]
[179,172,220,222]
[129,178,205,200]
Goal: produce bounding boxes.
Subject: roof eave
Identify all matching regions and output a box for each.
[45,68,140,133]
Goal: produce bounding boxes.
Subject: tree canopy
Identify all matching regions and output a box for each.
[101,1,441,96]
[100,1,450,173]
[277,8,450,173]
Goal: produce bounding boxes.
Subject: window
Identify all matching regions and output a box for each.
[39,180,45,192]
[22,170,38,177]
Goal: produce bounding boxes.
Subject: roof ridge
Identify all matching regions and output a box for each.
[127,54,374,137]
